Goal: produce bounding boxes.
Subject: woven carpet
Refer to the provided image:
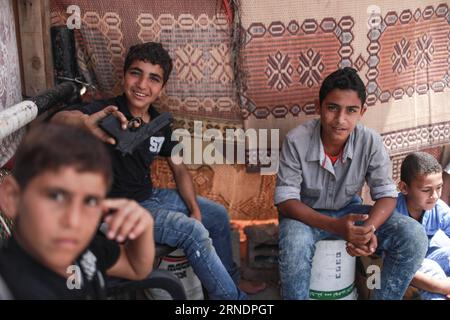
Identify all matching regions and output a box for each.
[237,0,450,170]
[50,0,242,133]
[0,0,24,167]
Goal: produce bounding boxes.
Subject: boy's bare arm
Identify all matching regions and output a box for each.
[103,199,155,280]
[277,199,374,246]
[167,156,202,221]
[365,197,396,230]
[411,271,450,297]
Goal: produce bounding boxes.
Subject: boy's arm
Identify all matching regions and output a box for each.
[346,132,398,255]
[411,271,450,296]
[365,197,396,231]
[103,199,155,280]
[276,134,374,246]
[52,107,128,145]
[166,155,202,221]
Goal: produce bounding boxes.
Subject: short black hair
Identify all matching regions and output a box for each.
[319,67,366,106]
[400,152,442,185]
[124,42,173,85]
[13,123,112,190]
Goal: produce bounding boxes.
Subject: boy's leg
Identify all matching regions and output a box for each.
[146,189,240,282]
[417,259,447,300]
[194,196,240,282]
[278,198,366,300]
[140,203,246,300]
[374,211,428,300]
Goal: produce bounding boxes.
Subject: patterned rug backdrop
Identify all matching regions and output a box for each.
[0,0,22,237]
[237,0,450,177]
[45,1,450,220]
[50,0,242,132]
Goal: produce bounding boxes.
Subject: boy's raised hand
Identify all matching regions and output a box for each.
[82,106,128,145]
[101,198,153,243]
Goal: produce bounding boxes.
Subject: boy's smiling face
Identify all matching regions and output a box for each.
[318,89,366,150]
[8,166,107,277]
[123,60,165,116]
[401,172,443,217]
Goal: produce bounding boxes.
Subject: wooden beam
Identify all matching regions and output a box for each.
[12,0,25,96]
[16,0,54,97]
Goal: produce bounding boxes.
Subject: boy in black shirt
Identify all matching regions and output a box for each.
[0,123,154,299]
[52,42,252,299]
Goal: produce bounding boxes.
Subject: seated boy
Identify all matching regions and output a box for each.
[275,67,428,300]
[0,123,154,299]
[397,152,450,300]
[52,42,251,299]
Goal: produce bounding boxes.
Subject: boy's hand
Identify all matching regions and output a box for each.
[346,233,378,257]
[82,106,128,145]
[102,198,153,243]
[335,214,375,246]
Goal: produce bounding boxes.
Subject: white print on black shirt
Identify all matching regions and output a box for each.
[149,136,165,153]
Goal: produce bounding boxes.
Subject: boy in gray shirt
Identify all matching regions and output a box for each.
[275,67,428,300]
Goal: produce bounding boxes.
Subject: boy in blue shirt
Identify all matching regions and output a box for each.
[397,152,450,299]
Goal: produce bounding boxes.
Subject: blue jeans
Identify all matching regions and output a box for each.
[417,258,448,300]
[418,236,450,300]
[278,197,428,300]
[140,188,246,300]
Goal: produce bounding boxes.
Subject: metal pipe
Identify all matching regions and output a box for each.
[0,82,80,166]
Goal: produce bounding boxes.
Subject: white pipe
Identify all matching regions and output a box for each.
[0,128,24,167]
[0,100,38,140]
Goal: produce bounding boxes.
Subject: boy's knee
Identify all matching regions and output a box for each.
[199,198,229,222]
[190,219,210,240]
[212,203,229,221]
[400,219,428,257]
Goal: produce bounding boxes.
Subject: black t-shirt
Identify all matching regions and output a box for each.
[0,233,120,299]
[75,95,178,201]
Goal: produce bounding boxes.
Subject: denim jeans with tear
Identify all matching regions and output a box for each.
[140,188,246,300]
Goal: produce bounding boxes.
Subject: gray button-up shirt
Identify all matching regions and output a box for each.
[275,119,397,210]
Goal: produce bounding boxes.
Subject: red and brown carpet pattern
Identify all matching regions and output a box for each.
[45,1,450,220]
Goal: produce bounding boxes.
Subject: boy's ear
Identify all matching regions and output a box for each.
[0,175,21,219]
[360,106,367,116]
[398,180,408,195]
[158,86,165,98]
